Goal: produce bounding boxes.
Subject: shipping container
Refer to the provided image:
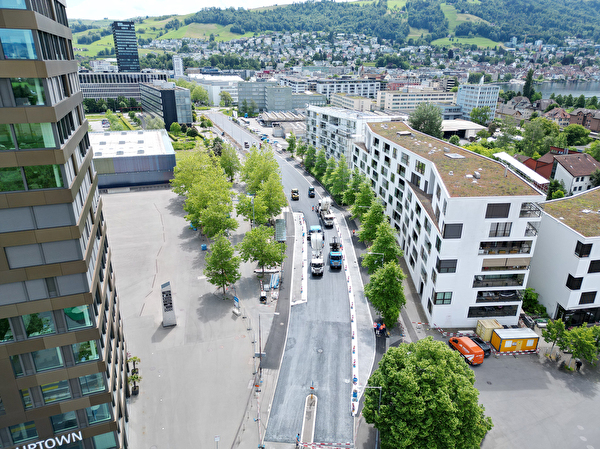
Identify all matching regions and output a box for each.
[476,319,503,341]
[490,328,539,353]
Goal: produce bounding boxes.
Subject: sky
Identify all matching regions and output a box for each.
[67,0,308,21]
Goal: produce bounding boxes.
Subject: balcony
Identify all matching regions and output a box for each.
[476,290,523,303]
[473,274,525,288]
[479,240,532,255]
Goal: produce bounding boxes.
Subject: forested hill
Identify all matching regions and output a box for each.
[449,0,600,45]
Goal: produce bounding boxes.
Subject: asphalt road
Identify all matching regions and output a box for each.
[209,112,354,445]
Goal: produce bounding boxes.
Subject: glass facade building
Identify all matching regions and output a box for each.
[111,22,140,73]
[140,81,192,130]
[0,1,128,448]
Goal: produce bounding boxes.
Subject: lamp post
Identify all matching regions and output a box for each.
[362,385,382,449]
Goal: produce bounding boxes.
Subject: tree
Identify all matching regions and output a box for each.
[304,145,317,171]
[219,91,233,107]
[363,337,493,449]
[563,124,590,146]
[523,68,534,100]
[449,135,460,145]
[343,168,365,206]
[521,287,547,316]
[351,180,375,221]
[236,193,268,226]
[358,201,385,245]
[408,103,442,138]
[364,260,406,327]
[146,117,165,130]
[323,155,337,188]
[204,232,241,297]
[587,140,600,162]
[546,179,566,200]
[590,169,600,188]
[286,131,297,157]
[219,143,240,181]
[255,172,287,220]
[575,94,586,108]
[171,150,215,196]
[329,154,352,204]
[542,319,566,355]
[192,86,209,105]
[362,221,404,275]
[565,325,598,366]
[187,127,199,138]
[313,149,328,180]
[296,139,307,158]
[470,106,492,126]
[237,225,286,275]
[241,145,280,194]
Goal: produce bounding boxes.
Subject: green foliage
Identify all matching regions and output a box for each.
[364,260,406,327]
[240,146,280,194]
[219,91,233,107]
[523,69,535,100]
[542,319,566,353]
[146,117,165,130]
[286,132,297,157]
[204,232,241,296]
[521,117,559,156]
[313,149,328,180]
[351,180,375,221]
[448,135,460,145]
[187,127,199,138]
[171,150,214,196]
[191,86,210,105]
[408,103,443,139]
[363,337,493,449]
[563,124,590,146]
[257,172,288,219]
[323,156,337,189]
[329,154,352,204]
[590,169,600,188]
[343,168,365,206]
[521,288,547,317]
[219,143,240,181]
[237,225,286,275]
[546,179,566,200]
[236,193,268,226]
[358,201,385,246]
[170,122,181,135]
[303,145,317,171]
[565,325,599,366]
[587,140,600,162]
[362,221,404,275]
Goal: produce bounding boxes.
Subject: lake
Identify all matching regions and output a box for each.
[494,80,600,99]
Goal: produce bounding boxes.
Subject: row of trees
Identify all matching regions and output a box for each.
[542,319,600,367]
[83,97,139,114]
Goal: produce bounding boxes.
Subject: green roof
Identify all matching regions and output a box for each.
[541,188,600,238]
[368,122,542,198]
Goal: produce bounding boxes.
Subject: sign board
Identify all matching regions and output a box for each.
[234,296,239,309]
[161,281,177,327]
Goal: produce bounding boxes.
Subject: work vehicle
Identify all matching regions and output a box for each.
[468,335,492,358]
[316,197,335,228]
[244,141,249,148]
[307,225,322,242]
[448,337,484,365]
[291,188,299,200]
[274,213,286,243]
[310,231,324,276]
[260,290,267,304]
[329,237,342,269]
[308,187,315,198]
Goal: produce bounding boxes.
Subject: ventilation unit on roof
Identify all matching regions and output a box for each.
[449,171,454,175]
[443,147,450,152]
[137,149,145,154]
[474,171,481,179]
[396,131,412,137]
[116,150,124,155]
[445,153,465,159]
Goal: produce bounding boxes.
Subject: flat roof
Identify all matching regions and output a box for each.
[368,122,542,198]
[441,119,486,133]
[494,152,549,185]
[541,187,600,238]
[90,130,175,158]
[494,328,539,339]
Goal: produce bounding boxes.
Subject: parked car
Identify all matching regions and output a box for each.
[291,188,299,200]
[448,336,484,365]
[468,335,492,358]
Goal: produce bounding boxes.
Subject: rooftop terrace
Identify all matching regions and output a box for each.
[541,187,600,238]
[368,122,542,198]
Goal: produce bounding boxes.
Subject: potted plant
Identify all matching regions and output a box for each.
[127,356,140,375]
[128,373,142,396]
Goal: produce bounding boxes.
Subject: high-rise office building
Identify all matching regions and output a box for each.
[111,21,140,73]
[0,2,129,449]
[172,55,183,78]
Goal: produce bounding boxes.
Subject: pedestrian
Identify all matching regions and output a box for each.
[296,433,301,448]
[576,358,582,372]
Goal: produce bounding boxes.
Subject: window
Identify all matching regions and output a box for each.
[436,258,457,273]
[32,347,64,372]
[0,29,37,59]
[401,153,409,165]
[486,203,511,219]
[86,403,112,424]
[467,305,519,318]
[0,166,25,191]
[73,340,100,364]
[566,274,583,290]
[575,241,592,258]
[435,236,442,251]
[410,172,421,187]
[24,164,64,189]
[489,222,512,238]
[11,355,24,376]
[0,123,16,149]
[1,318,14,342]
[1,0,27,9]
[79,373,106,395]
[9,421,37,444]
[42,380,71,404]
[579,292,597,305]
[22,311,56,337]
[415,160,425,175]
[424,219,431,235]
[51,411,78,432]
[20,389,33,409]
[93,432,118,449]
[443,223,463,239]
[11,78,46,106]
[14,123,56,149]
[64,306,93,330]
[434,292,452,305]
[589,260,600,273]
[435,184,441,200]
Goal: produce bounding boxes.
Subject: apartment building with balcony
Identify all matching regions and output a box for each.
[376,87,456,112]
[527,188,600,326]
[0,1,128,448]
[352,121,545,328]
[314,77,381,101]
[305,105,404,163]
[330,93,373,112]
[456,81,500,122]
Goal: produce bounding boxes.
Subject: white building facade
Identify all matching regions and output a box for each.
[527,188,600,326]
[551,153,600,195]
[189,74,243,106]
[173,55,184,77]
[314,78,381,101]
[456,82,500,122]
[377,88,456,112]
[352,122,545,328]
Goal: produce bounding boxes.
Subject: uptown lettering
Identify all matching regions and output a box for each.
[14,431,83,449]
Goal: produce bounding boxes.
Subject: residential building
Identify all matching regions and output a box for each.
[189,74,242,106]
[305,105,404,162]
[551,153,600,194]
[544,107,571,128]
[528,188,600,326]
[111,21,140,73]
[314,77,381,101]
[351,122,545,328]
[377,88,456,112]
[330,93,373,112]
[78,72,168,102]
[569,108,600,132]
[435,104,463,121]
[172,55,184,78]
[91,130,176,188]
[278,76,310,94]
[140,81,192,130]
[0,1,129,448]
[456,81,500,122]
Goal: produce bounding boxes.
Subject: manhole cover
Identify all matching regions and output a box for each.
[317,348,323,354]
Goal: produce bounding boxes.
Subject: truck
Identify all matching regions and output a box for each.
[448,336,484,365]
[274,213,286,243]
[291,188,299,201]
[307,225,322,242]
[329,237,343,269]
[317,197,335,228]
[310,231,324,276]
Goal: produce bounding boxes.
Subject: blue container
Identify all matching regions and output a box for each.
[201,244,207,251]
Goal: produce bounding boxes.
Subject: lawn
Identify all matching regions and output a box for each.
[440,2,490,32]
[161,23,251,41]
[407,27,430,39]
[431,36,502,49]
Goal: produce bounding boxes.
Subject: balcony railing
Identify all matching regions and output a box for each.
[473,274,525,288]
[476,290,523,303]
